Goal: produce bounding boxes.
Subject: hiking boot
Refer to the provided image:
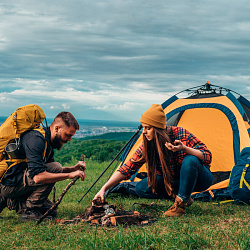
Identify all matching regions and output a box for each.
[164,196,187,217]
[0,196,7,215]
[21,209,44,222]
[187,197,194,207]
[40,199,58,218]
[41,208,57,218]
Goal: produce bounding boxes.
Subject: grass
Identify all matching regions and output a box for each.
[0,159,249,250]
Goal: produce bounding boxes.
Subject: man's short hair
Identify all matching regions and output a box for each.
[53,112,79,130]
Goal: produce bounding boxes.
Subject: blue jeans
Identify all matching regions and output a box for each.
[135,155,213,202]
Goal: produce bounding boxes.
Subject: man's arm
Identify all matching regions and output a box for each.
[33,170,85,184]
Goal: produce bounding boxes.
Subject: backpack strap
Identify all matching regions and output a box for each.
[33,126,47,160]
[43,141,47,160]
[239,164,250,190]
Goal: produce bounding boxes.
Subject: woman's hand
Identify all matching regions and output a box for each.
[93,188,106,204]
[92,171,126,205]
[165,140,185,152]
[165,140,204,161]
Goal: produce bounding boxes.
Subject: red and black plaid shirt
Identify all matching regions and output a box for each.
[118,126,212,180]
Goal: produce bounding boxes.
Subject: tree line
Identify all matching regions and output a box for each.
[54,138,128,164]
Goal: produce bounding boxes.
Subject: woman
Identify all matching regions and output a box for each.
[94,104,213,217]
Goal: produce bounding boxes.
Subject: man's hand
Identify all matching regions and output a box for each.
[68,170,85,181]
[62,161,86,173]
[74,161,86,171]
[165,140,185,152]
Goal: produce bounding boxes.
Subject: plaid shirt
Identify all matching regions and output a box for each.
[118,126,212,180]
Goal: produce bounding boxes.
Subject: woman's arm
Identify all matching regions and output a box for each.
[93,143,144,203]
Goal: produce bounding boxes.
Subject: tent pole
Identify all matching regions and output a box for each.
[106,130,140,181]
[175,83,240,96]
[77,125,142,203]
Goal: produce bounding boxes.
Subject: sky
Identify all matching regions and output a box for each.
[0,0,250,121]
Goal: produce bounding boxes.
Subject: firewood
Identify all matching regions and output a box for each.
[90,219,100,224]
[92,197,107,206]
[110,214,141,226]
[141,220,149,225]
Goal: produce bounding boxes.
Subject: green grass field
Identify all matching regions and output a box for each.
[0,159,249,250]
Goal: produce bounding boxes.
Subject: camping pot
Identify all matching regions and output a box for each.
[5,143,20,159]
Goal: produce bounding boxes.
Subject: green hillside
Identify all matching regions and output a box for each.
[54,138,127,164]
[54,132,141,164]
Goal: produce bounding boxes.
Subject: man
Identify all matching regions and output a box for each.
[0,111,85,221]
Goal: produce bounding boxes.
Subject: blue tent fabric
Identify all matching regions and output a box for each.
[161,95,178,109]
[226,92,245,117]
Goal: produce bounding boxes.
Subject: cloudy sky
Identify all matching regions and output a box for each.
[0,0,250,121]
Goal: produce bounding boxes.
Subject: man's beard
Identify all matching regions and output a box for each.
[51,134,66,150]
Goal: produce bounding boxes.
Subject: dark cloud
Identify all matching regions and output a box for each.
[0,0,250,120]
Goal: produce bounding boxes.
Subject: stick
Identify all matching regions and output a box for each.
[37,154,85,225]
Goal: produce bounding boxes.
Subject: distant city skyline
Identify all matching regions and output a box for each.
[0,116,139,138]
[0,1,250,121]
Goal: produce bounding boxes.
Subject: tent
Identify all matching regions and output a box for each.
[117,82,250,200]
[78,81,250,202]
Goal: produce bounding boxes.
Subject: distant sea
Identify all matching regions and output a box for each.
[0,117,139,139]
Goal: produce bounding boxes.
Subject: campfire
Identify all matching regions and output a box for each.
[56,198,155,227]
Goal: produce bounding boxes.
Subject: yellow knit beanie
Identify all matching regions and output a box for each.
[140,104,166,129]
